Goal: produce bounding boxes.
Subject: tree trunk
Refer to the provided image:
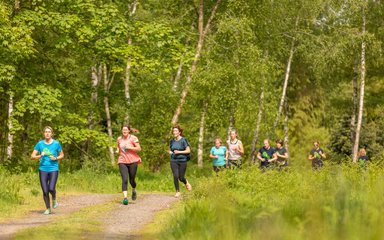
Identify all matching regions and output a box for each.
[171,0,222,125]
[88,65,101,129]
[103,64,116,165]
[352,8,367,163]
[273,38,295,131]
[350,57,359,153]
[197,101,208,168]
[123,0,138,124]
[283,100,290,163]
[250,89,264,164]
[6,91,14,159]
[226,109,235,142]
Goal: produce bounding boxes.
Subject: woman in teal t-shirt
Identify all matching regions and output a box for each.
[31,126,64,215]
[209,138,228,173]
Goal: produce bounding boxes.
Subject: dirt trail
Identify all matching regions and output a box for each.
[0,194,115,239]
[100,193,178,239]
[0,193,178,240]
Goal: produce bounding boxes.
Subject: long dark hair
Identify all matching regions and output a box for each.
[172,125,183,136]
[121,125,139,134]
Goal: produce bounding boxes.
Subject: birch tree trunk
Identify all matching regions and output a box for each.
[197,101,208,168]
[350,57,359,152]
[250,89,264,164]
[171,0,222,125]
[273,38,295,131]
[226,110,235,141]
[88,65,101,129]
[283,100,290,163]
[123,0,138,124]
[103,64,116,165]
[6,91,14,159]
[352,7,367,163]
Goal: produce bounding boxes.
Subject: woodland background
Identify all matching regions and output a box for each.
[1,0,384,171]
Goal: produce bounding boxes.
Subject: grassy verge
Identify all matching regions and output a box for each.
[151,164,384,240]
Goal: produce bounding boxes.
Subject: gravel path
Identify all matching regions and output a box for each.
[0,194,115,240]
[100,193,178,239]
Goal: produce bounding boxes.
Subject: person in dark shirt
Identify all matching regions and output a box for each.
[169,125,192,198]
[308,141,326,169]
[358,148,369,170]
[275,139,288,171]
[257,139,277,170]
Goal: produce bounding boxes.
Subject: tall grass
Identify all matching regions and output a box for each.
[156,164,384,240]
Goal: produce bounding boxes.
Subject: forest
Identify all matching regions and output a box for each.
[2,1,384,239]
[1,0,384,170]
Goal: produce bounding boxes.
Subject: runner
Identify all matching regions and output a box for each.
[31,126,64,215]
[257,139,276,170]
[275,139,289,171]
[308,141,326,169]
[169,125,192,198]
[358,148,369,170]
[226,129,244,169]
[116,125,141,205]
[209,138,228,174]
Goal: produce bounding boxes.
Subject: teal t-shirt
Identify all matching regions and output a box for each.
[34,139,62,172]
[210,146,227,166]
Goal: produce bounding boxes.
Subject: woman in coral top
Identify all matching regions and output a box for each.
[116,125,141,205]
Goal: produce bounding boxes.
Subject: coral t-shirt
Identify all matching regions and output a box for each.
[117,135,141,164]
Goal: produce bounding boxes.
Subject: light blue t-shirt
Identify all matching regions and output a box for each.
[34,139,62,172]
[210,146,227,166]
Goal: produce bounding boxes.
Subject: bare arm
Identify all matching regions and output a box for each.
[174,146,190,155]
[236,143,244,155]
[50,150,64,160]
[269,153,277,162]
[31,150,43,160]
[257,152,265,162]
[126,142,142,152]
[209,152,218,159]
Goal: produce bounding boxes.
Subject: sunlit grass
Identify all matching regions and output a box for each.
[153,163,384,240]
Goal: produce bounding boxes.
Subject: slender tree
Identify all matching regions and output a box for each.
[352,3,367,163]
[197,100,208,168]
[171,0,222,125]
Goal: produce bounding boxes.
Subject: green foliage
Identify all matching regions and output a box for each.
[157,164,384,239]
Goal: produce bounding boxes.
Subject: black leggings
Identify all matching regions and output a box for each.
[39,170,59,209]
[170,161,187,191]
[119,163,138,191]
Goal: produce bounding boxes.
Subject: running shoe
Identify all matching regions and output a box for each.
[53,200,59,209]
[186,182,192,191]
[123,198,129,205]
[174,192,181,198]
[132,190,137,201]
[43,208,51,215]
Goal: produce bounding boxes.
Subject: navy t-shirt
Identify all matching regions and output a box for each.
[170,137,190,162]
[358,155,369,167]
[259,147,275,168]
[276,147,287,164]
[310,148,324,161]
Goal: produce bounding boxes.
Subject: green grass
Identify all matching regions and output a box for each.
[13,200,115,240]
[150,163,384,240]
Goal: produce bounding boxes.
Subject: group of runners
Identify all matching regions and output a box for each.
[30,125,369,214]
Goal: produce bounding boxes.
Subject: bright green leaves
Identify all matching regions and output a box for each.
[13,86,62,122]
[57,126,110,148]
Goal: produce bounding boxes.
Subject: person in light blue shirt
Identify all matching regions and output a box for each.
[31,126,64,215]
[209,138,228,173]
